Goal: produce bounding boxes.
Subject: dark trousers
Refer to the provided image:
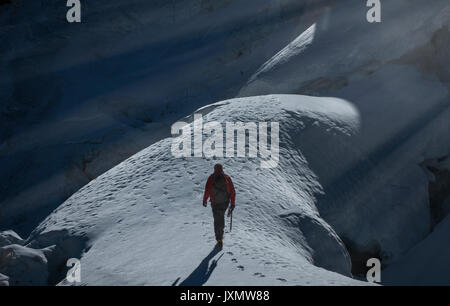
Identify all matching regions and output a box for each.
[211,202,229,240]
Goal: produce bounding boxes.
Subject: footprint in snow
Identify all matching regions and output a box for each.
[254,272,265,278]
[276,278,287,282]
[237,266,244,271]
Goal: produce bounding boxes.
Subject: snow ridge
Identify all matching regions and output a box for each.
[26,95,367,286]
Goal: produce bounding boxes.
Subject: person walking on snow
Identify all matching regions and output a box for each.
[203,164,236,248]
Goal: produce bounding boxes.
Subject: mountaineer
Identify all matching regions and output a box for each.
[203,164,236,248]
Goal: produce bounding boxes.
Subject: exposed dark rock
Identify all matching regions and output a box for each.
[341,237,384,276]
[421,155,450,228]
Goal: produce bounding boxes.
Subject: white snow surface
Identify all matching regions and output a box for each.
[1,0,449,286]
[30,94,369,286]
[239,0,450,266]
[0,273,8,286]
[0,0,327,233]
[0,230,24,248]
[0,244,54,286]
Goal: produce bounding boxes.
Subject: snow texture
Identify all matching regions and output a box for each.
[0,230,24,248]
[0,0,325,235]
[1,0,449,285]
[29,94,368,286]
[0,244,54,286]
[0,273,8,286]
[240,0,450,269]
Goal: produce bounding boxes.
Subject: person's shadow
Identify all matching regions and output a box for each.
[176,246,224,286]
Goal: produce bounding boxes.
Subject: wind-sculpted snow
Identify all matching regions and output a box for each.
[0,0,330,235]
[0,273,8,286]
[0,244,55,286]
[0,230,24,248]
[239,0,450,274]
[29,95,368,285]
[240,0,450,96]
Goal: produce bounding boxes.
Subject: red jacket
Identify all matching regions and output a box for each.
[203,170,236,206]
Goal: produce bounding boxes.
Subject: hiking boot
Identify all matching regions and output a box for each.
[216,239,223,249]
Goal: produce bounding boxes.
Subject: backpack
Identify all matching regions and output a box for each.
[213,172,230,204]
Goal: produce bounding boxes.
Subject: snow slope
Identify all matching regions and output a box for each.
[25,94,369,285]
[0,0,331,235]
[2,0,449,285]
[239,0,450,271]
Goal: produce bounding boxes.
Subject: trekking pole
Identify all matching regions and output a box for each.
[230,210,233,232]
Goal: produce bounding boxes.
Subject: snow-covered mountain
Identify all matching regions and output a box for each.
[1,0,449,286]
[4,94,369,286]
[240,0,450,277]
[0,0,327,234]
